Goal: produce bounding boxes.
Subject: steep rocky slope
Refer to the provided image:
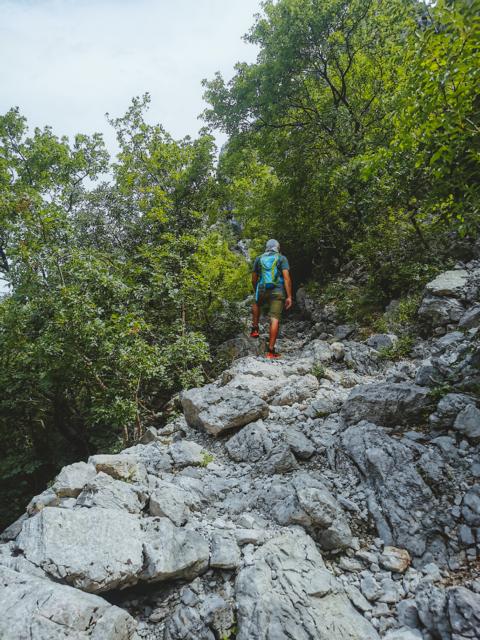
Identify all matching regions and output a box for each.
[1,263,479,640]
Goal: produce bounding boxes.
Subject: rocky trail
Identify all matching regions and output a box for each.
[1,265,480,640]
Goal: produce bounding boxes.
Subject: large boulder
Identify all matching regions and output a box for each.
[141,518,209,582]
[269,373,319,406]
[225,420,314,469]
[235,531,379,640]
[425,269,470,297]
[76,472,148,513]
[341,382,432,426]
[453,404,480,441]
[459,304,480,328]
[16,507,144,592]
[429,392,476,429]
[418,294,465,326]
[88,454,148,484]
[149,480,197,526]
[269,474,353,551]
[52,461,97,498]
[0,565,137,640]
[342,422,451,561]
[415,583,480,640]
[181,384,269,435]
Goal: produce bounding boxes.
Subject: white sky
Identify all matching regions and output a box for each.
[0,0,261,152]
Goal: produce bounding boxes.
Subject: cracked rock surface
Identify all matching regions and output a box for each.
[1,265,480,639]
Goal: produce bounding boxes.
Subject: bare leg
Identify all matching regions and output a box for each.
[252,302,260,327]
[269,318,280,350]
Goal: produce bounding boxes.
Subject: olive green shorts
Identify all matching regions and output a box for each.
[257,289,285,320]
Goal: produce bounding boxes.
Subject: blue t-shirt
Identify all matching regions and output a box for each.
[253,252,290,294]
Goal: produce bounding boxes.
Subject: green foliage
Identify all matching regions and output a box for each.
[204,0,479,286]
[200,452,215,467]
[0,98,248,528]
[378,336,415,361]
[311,363,326,380]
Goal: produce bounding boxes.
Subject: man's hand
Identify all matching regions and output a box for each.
[285,297,293,310]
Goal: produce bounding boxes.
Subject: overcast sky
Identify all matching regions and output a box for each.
[0,0,261,153]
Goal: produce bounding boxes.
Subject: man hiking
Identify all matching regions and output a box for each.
[250,239,292,358]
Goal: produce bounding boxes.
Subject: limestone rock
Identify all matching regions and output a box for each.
[16,507,144,592]
[453,404,480,441]
[26,488,59,515]
[149,481,194,525]
[418,294,465,326]
[0,565,137,640]
[141,518,209,582]
[429,392,476,429]
[235,531,379,640]
[269,373,319,406]
[380,546,411,573]
[169,440,212,468]
[76,472,147,513]
[225,421,273,463]
[343,341,383,375]
[181,384,269,435]
[342,422,445,560]
[296,486,353,550]
[459,304,480,328]
[0,513,28,542]
[210,533,241,569]
[383,629,422,640]
[425,269,470,297]
[52,461,97,498]
[88,454,147,484]
[341,382,431,426]
[462,484,480,526]
[448,586,480,638]
[366,333,399,351]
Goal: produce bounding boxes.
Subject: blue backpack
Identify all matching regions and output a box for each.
[256,252,283,300]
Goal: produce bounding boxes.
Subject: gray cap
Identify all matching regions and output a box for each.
[265,239,280,252]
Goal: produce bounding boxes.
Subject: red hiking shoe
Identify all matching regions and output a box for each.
[266,348,281,359]
[250,326,260,338]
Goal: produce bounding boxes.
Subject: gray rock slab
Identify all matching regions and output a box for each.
[149,481,193,526]
[459,304,480,328]
[16,507,144,592]
[169,440,212,467]
[235,531,379,640]
[453,404,480,441]
[462,484,480,526]
[269,373,319,406]
[1,513,28,542]
[88,454,148,484]
[210,533,241,569]
[418,294,465,326]
[341,382,431,426]
[141,518,209,582]
[342,342,383,377]
[52,461,97,498]
[226,421,273,463]
[425,269,469,297]
[76,472,147,513]
[429,392,476,429]
[342,422,444,560]
[181,384,269,435]
[0,565,137,640]
[366,334,399,351]
[448,586,480,638]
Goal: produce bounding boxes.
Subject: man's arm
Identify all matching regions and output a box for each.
[283,270,293,310]
[252,271,259,292]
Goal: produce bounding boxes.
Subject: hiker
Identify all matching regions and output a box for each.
[250,239,292,358]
